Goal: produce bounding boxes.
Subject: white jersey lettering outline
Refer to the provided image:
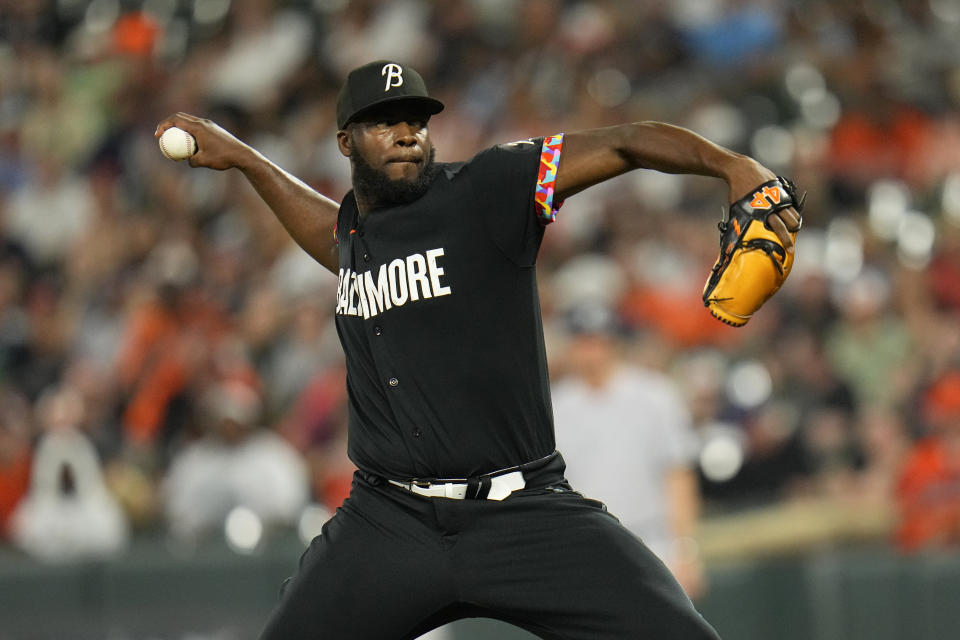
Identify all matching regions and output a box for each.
[388,259,409,306]
[426,248,452,297]
[406,253,431,302]
[363,265,391,318]
[338,249,453,319]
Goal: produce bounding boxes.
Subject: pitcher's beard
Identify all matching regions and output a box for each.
[351,147,438,208]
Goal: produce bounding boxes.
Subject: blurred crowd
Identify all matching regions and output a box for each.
[3,0,960,563]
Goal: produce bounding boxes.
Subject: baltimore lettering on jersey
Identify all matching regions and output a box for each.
[336,248,452,318]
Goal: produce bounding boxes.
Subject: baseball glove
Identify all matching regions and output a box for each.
[702,176,806,327]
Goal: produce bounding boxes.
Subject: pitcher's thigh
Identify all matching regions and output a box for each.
[466,494,721,640]
[259,496,453,640]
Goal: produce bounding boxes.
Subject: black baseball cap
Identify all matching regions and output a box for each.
[336,60,445,129]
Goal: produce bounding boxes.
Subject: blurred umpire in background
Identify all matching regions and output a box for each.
[552,305,707,599]
[157,60,800,640]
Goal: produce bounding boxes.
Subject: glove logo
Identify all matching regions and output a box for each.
[749,186,782,210]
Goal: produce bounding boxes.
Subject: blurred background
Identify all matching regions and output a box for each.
[2,0,960,638]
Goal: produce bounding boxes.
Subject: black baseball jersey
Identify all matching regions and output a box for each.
[266,131,724,640]
[333,135,565,480]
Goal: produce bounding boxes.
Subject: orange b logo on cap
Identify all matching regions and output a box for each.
[382,64,404,92]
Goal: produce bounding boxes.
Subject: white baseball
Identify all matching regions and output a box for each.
[159,126,197,161]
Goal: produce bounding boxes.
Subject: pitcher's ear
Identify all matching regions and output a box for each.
[337,128,351,158]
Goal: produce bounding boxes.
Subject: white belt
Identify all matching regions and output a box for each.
[388,470,526,501]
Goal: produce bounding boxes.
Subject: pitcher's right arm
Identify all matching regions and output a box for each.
[156,113,340,274]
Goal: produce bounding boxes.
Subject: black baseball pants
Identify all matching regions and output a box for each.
[258,457,721,640]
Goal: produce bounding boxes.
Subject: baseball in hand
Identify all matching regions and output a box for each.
[159,126,197,161]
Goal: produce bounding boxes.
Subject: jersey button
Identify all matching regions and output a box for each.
[374,325,382,336]
[388,377,399,387]
[363,252,370,261]
[412,428,422,438]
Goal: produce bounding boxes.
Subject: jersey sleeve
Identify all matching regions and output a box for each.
[466,134,565,266]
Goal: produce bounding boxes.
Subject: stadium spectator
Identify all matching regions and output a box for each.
[553,305,706,598]
[0,390,31,539]
[162,380,309,543]
[896,371,960,551]
[9,385,129,562]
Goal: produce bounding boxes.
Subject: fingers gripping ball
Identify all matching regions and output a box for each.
[159,126,197,161]
[702,177,806,327]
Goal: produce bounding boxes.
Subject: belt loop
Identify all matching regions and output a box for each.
[475,476,492,500]
[466,477,481,499]
[359,469,383,487]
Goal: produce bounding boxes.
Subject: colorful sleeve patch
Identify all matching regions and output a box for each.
[535,133,564,225]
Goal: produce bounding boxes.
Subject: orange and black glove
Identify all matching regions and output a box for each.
[702,177,806,327]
